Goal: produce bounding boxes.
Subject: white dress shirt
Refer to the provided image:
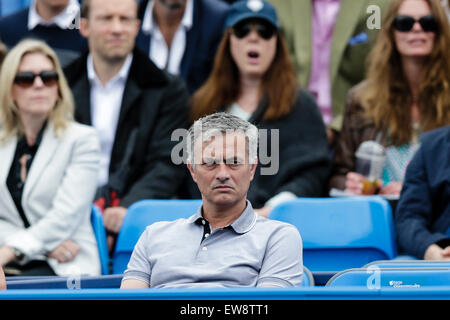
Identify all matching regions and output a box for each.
[87,54,133,187]
[141,0,193,75]
[28,0,80,30]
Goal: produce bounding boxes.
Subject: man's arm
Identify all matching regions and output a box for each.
[395,145,450,259]
[120,228,152,289]
[257,224,303,287]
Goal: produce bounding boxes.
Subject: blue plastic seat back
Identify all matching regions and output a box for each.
[302,266,314,287]
[112,199,202,274]
[0,0,31,17]
[326,267,450,287]
[91,205,110,275]
[6,274,123,289]
[364,260,450,269]
[268,196,397,272]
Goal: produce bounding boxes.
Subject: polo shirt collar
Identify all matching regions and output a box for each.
[28,0,79,30]
[189,200,257,234]
[141,0,194,35]
[87,53,133,87]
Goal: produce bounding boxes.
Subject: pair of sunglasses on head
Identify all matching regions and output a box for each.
[14,70,59,88]
[393,14,438,32]
[232,19,276,40]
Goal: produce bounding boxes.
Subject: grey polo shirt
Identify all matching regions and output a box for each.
[122,201,303,288]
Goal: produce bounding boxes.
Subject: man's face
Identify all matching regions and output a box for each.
[80,0,140,63]
[188,132,257,208]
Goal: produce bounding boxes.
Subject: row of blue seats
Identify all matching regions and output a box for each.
[94,196,400,277]
[5,260,450,289]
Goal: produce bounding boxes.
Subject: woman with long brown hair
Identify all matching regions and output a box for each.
[188,0,330,217]
[329,0,450,196]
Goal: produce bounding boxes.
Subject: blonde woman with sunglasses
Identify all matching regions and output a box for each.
[0,39,101,276]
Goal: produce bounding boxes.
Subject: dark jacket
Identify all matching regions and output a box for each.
[0,8,87,66]
[136,0,229,94]
[395,125,450,258]
[329,83,385,190]
[64,48,190,208]
[181,88,331,208]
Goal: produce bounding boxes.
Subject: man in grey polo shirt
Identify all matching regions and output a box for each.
[121,113,303,288]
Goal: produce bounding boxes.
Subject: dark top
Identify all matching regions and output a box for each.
[136,0,229,94]
[0,8,87,66]
[6,123,46,228]
[395,125,450,258]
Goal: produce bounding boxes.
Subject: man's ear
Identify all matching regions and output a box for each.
[187,162,197,183]
[79,18,89,39]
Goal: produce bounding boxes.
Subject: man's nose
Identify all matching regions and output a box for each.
[215,163,230,182]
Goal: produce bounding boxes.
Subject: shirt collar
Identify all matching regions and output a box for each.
[28,0,80,30]
[87,54,134,88]
[142,0,194,34]
[189,200,257,234]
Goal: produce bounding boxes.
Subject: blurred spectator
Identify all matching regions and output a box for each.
[269,0,388,145]
[0,39,101,276]
[186,0,330,217]
[121,113,303,288]
[64,0,189,251]
[0,0,87,67]
[395,125,450,260]
[329,0,450,197]
[136,0,229,94]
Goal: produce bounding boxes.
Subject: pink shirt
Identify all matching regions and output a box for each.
[308,0,341,125]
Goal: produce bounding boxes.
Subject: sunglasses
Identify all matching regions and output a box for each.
[14,70,59,88]
[233,21,276,40]
[393,14,438,33]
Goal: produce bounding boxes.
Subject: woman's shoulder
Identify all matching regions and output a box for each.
[59,121,99,143]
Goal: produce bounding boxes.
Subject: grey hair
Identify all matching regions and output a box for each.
[186,112,258,169]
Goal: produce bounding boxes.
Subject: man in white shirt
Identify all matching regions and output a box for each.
[0,0,87,66]
[136,0,229,93]
[64,0,190,251]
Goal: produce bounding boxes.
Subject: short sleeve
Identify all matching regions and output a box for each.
[257,224,303,287]
[122,228,152,285]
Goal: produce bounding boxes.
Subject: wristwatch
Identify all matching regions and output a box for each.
[12,247,25,263]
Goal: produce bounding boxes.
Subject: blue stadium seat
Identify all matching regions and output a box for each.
[91,205,110,275]
[268,196,397,272]
[326,267,450,287]
[6,274,123,289]
[112,199,202,274]
[364,260,450,269]
[302,266,314,287]
[0,0,31,17]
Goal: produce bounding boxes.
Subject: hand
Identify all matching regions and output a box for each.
[344,172,366,195]
[0,246,15,267]
[254,206,272,218]
[48,240,81,263]
[424,244,450,260]
[103,206,128,234]
[379,181,402,196]
[0,266,6,290]
[326,128,336,146]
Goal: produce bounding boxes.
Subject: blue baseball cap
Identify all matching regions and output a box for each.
[224,0,279,30]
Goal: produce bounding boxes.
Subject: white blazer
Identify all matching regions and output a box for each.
[0,121,101,276]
